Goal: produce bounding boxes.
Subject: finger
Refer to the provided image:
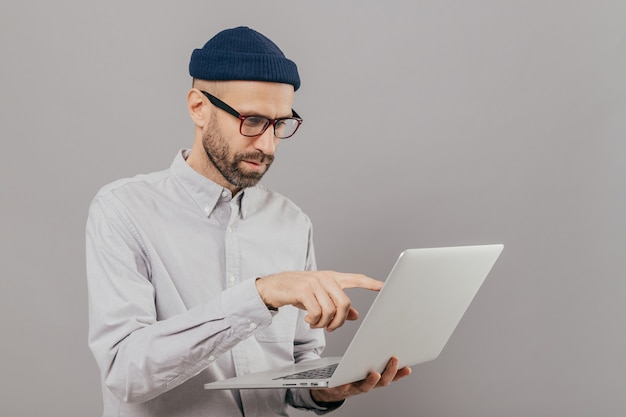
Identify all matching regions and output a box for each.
[392,366,412,382]
[325,289,353,332]
[326,297,358,332]
[303,279,342,329]
[310,274,353,331]
[377,357,400,387]
[290,275,351,330]
[312,286,339,329]
[299,291,323,326]
[346,306,359,321]
[335,273,384,292]
[358,371,382,393]
[313,370,385,403]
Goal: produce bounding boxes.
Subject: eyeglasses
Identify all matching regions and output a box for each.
[201,90,303,139]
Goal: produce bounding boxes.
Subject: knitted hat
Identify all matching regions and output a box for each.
[189,26,300,91]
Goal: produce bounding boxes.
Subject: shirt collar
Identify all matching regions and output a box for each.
[171,149,257,219]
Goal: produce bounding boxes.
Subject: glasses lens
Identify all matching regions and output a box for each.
[274,119,300,139]
[241,116,270,136]
[240,116,301,138]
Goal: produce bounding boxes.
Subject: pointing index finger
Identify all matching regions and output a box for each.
[335,273,383,292]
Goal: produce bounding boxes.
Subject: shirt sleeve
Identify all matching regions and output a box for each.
[86,195,272,403]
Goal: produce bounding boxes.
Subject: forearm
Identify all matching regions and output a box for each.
[89,278,272,403]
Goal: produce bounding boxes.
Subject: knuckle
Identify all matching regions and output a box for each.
[308,306,322,319]
[308,306,321,318]
[317,270,333,281]
[335,297,351,310]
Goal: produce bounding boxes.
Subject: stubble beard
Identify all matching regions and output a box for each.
[201,125,274,189]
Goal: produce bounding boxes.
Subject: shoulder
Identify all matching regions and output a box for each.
[93,168,171,200]
[246,183,312,225]
[88,168,173,220]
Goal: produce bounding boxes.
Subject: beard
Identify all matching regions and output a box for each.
[201,125,274,189]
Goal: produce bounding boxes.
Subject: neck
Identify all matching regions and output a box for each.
[186,142,241,195]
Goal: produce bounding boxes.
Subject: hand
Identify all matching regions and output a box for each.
[255,271,383,332]
[310,356,412,405]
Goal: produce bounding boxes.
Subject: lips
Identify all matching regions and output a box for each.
[243,160,264,169]
[238,152,274,171]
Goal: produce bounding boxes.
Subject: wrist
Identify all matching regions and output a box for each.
[310,389,344,407]
[255,276,278,310]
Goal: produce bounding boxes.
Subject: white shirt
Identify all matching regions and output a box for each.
[86,150,336,416]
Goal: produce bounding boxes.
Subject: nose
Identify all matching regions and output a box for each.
[252,126,278,156]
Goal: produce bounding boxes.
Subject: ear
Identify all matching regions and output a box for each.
[187,88,209,127]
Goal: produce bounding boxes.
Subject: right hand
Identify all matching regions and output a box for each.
[255,271,383,332]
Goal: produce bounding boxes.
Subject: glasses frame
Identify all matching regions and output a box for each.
[200,90,303,139]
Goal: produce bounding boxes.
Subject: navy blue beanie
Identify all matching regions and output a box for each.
[189,26,300,91]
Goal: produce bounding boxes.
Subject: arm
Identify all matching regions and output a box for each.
[86,196,272,403]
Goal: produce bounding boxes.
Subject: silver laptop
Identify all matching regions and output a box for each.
[204,244,503,390]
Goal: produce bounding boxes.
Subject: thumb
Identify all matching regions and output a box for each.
[346,307,359,321]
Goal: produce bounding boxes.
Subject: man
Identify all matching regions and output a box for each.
[86,26,410,417]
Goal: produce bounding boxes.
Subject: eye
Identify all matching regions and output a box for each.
[243,116,269,128]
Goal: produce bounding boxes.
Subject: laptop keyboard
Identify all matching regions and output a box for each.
[273,363,338,380]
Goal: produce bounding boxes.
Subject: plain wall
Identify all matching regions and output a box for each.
[1,1,624,416]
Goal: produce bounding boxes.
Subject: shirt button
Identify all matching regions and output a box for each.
[208,355,215,362]
[221,190,229,198]
[204,205,210,214]
[249,323,257,330]
[229,276,236,284]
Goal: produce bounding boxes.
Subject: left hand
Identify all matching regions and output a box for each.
[310,356,412,405]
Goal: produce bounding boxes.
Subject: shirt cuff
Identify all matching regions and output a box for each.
[220,277,273,339]
[294,389,345,414]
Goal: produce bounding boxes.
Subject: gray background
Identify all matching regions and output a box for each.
[1,1,624,416]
